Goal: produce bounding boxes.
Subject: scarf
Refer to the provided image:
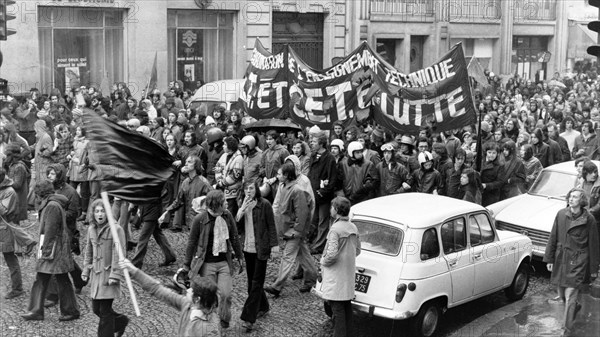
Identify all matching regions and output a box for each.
[207,209,229,256]
[243,199,257,253]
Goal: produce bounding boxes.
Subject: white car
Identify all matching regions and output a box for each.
[312,193,532,337]
[488,160,599,258]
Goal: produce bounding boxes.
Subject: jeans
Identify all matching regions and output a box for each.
[28,272,80,316]
[92,299,128,337]
[70,181,90,215]
[310,202,331,253]
[271,236,317,291]
[330,300,354,337]
[199,261,232,324]
[2,252,22,292]
[558,286,580,331]
[240,252,269,323]
[132,220,177,268]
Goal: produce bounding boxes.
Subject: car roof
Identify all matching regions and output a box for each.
[543,160,600,174]
[190,79,245,103]
[351,193,487,229]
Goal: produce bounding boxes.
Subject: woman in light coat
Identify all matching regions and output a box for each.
[320,196,361,337]
[82,199,128,337]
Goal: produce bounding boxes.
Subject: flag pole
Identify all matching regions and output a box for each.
[101,191,141,317]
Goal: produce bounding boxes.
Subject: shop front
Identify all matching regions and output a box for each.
[38,6,125,95]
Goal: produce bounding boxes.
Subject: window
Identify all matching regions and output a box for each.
[441,218,466,254]
[167,10,234,91]
[420,228,440,260]
[355,221,403,256]
[38,7,125,95]
[469,214,495,246]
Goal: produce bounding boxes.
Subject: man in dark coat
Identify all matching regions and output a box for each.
[544,187,600,336]
[0,169,23,299]
[307,131,338,254]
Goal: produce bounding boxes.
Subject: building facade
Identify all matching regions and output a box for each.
[0,0,590,97]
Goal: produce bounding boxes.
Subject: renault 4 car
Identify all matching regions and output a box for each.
[312,194,532,337]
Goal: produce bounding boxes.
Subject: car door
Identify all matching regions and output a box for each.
[441,217,474,304]
[469,213,506,296]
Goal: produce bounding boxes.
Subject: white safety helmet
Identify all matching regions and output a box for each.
[418,151,434,165]
[347,141,364,157]
[330,139,345,151]
[240,135,256,151]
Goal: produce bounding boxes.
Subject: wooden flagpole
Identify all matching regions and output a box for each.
[101,191,141,317]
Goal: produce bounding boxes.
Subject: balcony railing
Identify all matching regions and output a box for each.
[512,0,556,21]
[370,0,434,17]
[448,0,502,22]
[369,0,557,21]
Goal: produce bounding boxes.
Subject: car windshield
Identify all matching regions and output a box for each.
[529,170,576,199]
[355,220,403,256]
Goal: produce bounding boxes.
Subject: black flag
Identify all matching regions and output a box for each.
[83,110,175,202]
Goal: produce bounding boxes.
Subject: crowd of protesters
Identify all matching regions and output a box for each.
[1,62,600,336]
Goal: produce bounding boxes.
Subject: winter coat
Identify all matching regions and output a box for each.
[0,178,18,252]
[480,159,505,206]
[34,132,54,183]
[166,173,213,228]
[7,161,29,221]
[376,160,412,197]
[339,157,378,205]
[413,168,443,194]
[260,144,289,180]
[236,197,278,260]
[307,150,338,205]
[50,163,80,233]
[572,133,600,160]
[206,146,223,185]
[320,216,361,301]
[243,150,262,183]
[532,142,552,168]
[277,179,313,238]
[544,208,600,288]
[36,194,74,274]
[500,156,527,199]
[184,209,243,277]
[82,222,125,299]
[69,136,89,182]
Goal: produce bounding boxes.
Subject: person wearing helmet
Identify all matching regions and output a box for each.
[376,142,412,197]
[395,134,420,173]
[413,151,442,194]
[329,138,345,164]
[240,134,263,184]
[337,141,378,205]
[259,130,290,201]
[204,127,225,185]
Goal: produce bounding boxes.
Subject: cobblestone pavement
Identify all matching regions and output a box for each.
[1,211,553,337]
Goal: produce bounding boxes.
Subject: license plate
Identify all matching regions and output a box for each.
[355,273,371,293]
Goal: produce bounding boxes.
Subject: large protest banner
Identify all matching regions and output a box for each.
[239,39,288,119]
[371,43,477,134]
[239,39,477,135]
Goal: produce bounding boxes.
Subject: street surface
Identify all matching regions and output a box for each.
[1,211,553,337]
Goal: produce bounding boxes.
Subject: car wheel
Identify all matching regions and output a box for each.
[323,300,332,318]
[505,262,529,301]
[409,301,442,337]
